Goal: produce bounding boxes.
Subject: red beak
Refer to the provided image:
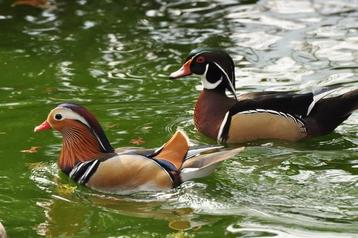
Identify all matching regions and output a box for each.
[34,120,52,132]
[169,59,192,79]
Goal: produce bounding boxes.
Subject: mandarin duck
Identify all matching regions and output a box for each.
[169,48,358,144]
[34,103,243,193]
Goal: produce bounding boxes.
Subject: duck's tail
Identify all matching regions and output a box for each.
[306,88,358,136]
[180,147,244,182]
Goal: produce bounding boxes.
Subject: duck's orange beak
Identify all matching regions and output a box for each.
[169,59,192,79]
[34,120,52,132]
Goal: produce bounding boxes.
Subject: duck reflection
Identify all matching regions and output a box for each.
[35,180,207,237]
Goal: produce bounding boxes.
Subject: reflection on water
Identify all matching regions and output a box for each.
[31,165,212,236]
[0,0,357,237]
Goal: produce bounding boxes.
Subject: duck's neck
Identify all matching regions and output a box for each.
[194,89,237,139]
[59,125,106,172]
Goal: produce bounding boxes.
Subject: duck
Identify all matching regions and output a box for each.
[0,222,6,238]
[34,103,243,194]
[169,48,358,143]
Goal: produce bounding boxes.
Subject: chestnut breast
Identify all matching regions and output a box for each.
[194,90,237,139]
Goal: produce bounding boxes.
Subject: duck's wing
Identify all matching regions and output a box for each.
[237,87,339,117]
[237,91,314,116]
[238,91,297,100]
[181,147,244,181]
[218,88,340,143]
[149,130,189,170]
[115,147,156,156]
[185,145,224,160]
[116,145,224,160]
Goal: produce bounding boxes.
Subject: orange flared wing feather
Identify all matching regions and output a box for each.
[153,130,189,170]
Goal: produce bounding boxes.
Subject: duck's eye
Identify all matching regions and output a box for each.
[54,114,63,120]
[196,56,205,64]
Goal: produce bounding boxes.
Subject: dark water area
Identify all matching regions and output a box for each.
[0,0,357,237]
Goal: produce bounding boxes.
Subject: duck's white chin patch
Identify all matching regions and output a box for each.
[200,64,223,89]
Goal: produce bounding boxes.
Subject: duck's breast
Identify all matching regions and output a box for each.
[194,90,236,139]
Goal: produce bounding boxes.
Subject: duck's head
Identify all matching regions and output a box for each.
[170,48,237,99]
[34,103,114,154]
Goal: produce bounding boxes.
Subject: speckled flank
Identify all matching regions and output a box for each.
[225,111,307,143]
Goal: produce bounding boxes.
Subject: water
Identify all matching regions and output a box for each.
[0,0,357,237]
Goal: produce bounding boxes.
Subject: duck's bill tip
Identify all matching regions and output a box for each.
[34,120,51,132]
[169,67,192,79]
[169,59,193,80]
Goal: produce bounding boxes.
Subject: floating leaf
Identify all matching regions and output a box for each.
[130,137,144,145]
[21,146,40,153]
[169,220,191,231]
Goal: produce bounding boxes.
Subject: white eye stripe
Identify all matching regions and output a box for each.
[52,107,90,128]
[190,51,210,61]
[213,62,238,100]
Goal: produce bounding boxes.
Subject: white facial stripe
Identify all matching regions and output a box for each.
[53,107,90,128]
[200,64,223,89]
[190,51,211,61]
[213,62,238,100]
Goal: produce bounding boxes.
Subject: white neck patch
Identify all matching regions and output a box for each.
[200,64,223,89]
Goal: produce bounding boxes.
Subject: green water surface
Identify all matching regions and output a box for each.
[0,0,357,237]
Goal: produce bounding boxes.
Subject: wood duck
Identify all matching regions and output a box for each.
[34,103,243,193]
[169,48,358,143]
